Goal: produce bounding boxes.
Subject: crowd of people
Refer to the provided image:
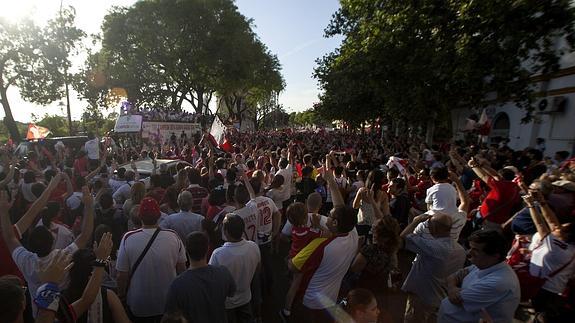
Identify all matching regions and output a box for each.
[1,128,575,323]
[133,107,201,123]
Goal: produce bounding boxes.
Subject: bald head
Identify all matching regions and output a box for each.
[429,213,452,238]
[307,192,323,213]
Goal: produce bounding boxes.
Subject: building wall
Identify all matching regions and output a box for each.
[452,37,575,156]
[451,71,575,156]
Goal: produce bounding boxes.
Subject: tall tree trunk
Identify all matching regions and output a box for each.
[196,90,204,115]
[0,85,21,142]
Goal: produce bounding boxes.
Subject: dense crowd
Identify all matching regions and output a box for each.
[1,128,574,323]
[134,107,200,123]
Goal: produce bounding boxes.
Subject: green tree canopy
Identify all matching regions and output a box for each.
[0,7,85,141]
[315,0,575,127]
[83,0,283,117]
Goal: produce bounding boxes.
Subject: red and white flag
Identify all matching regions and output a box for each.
[477,109,491,136]
[26,124,51,140]
[209,115,226,146]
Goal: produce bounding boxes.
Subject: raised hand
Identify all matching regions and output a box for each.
[81,186,94,207]
[94,232,113,261]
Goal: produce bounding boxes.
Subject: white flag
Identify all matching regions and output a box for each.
[210,115,226,145]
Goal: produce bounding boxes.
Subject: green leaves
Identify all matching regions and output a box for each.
[0,7,85,141]
[315,0,575,127]
[88,0,284,117]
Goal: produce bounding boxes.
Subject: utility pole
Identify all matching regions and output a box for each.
[60,0,73,135]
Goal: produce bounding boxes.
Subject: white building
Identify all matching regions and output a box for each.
[451,40,575,156]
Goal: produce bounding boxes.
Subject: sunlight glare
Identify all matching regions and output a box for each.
[0,0,57,25]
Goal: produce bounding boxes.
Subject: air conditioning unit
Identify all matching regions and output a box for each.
[538,96,567,114]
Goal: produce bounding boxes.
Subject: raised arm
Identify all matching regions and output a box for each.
[523,194,551,238]
[324,153,345,207]
[71,233,113,316]
[15,172,65,236]
[450,171,470,214]
[0,158,16,187]
[73,186,94,249]
[0,190,20,252]
[238,168,256,200]
[534,191,561,235]
[400,214,431,239]
[468,157,491,183]
[352,187,366,209]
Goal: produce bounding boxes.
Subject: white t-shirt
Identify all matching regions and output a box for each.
[292,228,359,309]
[116,228,187,317]
[529,233,575,294]
[247,196,279,245]
[265,189,283,210]
[84,138,100,160]
[232,205,259,242]
[209,239,261,309]
[282,213,329,237]
[275,165,293,202]
[12,243,78,317]
[36,222,75,251]
[425,183,458,215]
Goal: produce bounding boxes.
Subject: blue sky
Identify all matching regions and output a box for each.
[235,0,342,112]
[0,0,342,122]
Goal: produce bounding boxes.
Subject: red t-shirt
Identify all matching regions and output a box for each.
[479,177,519,224]
[73,157,88,176]
[289,226,321,258]
[415,180,432,200]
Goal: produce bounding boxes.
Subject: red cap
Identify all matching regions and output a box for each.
[139,197,161,223]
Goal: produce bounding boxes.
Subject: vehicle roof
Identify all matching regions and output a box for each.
[119,159,190,174]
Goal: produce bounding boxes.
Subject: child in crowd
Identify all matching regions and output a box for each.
[280,202,325,321]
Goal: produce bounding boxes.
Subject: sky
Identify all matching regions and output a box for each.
[0,0,342,123]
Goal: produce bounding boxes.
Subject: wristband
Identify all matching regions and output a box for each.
[34,282,61,312]
[93,256,110,267]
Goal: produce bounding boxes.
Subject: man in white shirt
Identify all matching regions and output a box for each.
[275,153,293,208]
[229,185,259,242]
[426,167,458,215]
[415,172,470,241]
[289,157,359,322]
[438,230,520,323]
[210,214,261,323]
[84,132,100,170]
[160,191,205,242]
[402,214,466,323]
[117,197,187,321]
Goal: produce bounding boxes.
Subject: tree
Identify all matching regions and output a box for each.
[0,7,85,141]
[218,35,284,125]
[91,0,283,116]
[34,114,69,137]
[315,0,575,128]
